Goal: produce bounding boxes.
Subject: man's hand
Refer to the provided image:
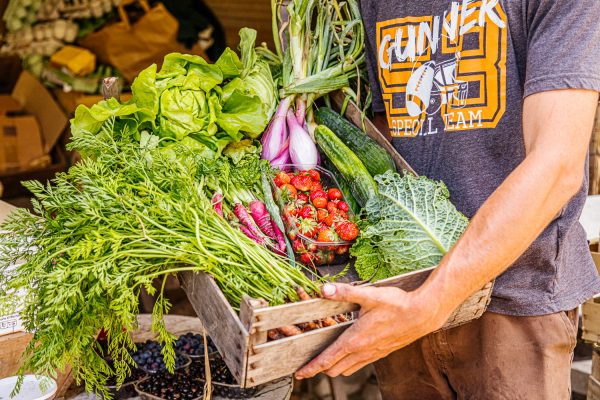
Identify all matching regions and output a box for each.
[295,282,448,379]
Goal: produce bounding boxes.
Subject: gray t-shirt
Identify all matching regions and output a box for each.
[361,0,600,315]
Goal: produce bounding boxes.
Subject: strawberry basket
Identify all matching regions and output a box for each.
[271,164,356,267]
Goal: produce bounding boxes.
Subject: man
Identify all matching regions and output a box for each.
[295,0,600,398]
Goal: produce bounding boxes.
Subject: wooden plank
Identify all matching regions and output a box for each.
[582,299,600,343]
[590,103,600,195]
[203,0,273,49]
[593,349,600,381]
[180,272,249,383]
[593,252,600,274]
[572,359,592,396]
[240,296,268,348]
[251,267,490,331]
[330,91,417,176]
[245,321,354,387]
[590,375,600,400]
[132,314,205,343]
[0,331,30,377]
[251,267,436,330]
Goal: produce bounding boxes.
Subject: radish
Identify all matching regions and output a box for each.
[212,191,223,217]
[272,220,287,253]
[234,203,265,241]
[239,225,265,245]
[250,201,277,239]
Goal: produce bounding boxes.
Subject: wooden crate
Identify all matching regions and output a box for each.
[591,103,600,195]
[590,349,600,400]
[180,269,493,388]
[179,90,493,387]
[579,243,600,343]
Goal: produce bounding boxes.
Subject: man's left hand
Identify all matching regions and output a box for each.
[295,283,448,379]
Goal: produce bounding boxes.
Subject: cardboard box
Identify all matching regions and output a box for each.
[50,45,96,77]
[0,71,68,174]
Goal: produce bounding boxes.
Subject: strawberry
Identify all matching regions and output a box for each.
[328,188,343,201]
[308,169,321,182]
[309,181,323,192]
[335,221,359,241]
[300,253,315,264]
[274,171,291,187]
[336,245,350,255]
[312,197,328,209]
[283,203,298,217]
[291,175,312,192]
[297,193,309,203]
[317,228,338,243]
[326,201,339,214]
[337,201,349,212]
[287,231,297,241]
[280,184,297,200]
[325,252,336,264]
[317,222,328,232]
[324,210,337,227]
[338,211,348,220]
[316,209,328,223]
[309,190,327,201]
[293,239,306,253]
[299,218,318,238]
[306,242,317,252]
[298,205,316,219]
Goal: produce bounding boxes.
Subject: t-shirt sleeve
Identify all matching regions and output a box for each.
[365,34,386,112]
[524,0,600,97]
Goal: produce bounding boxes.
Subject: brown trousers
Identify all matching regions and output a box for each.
[374,310,578,400]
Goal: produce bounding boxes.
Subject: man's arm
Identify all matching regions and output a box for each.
[295,89,599,379]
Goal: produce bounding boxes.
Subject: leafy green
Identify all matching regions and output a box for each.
[351,171,469,281]
[70,28,276,158]
[0,121,319,398]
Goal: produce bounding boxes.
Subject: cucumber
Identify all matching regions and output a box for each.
[315,125,378,207]
[320,153,361,214]
[315,107,396,177]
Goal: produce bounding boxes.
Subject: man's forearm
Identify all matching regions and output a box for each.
[416,90,598,325]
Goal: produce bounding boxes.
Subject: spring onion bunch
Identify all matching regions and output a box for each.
[260,0,365,168]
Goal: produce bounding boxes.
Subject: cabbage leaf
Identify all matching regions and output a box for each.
[352,171,469,281]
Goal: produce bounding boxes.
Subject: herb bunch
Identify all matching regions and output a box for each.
[0,121,319,397]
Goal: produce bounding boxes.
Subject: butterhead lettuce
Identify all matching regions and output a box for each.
[71,28,276,158]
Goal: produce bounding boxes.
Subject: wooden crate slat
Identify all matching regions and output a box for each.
[251,299,359,331]
[593,349,600,381]
[582,299,600,343]
[443,284,492,329]
[590,103,600,195]
[252,267,435,330]
[590,375,600,400]
[179,271,250,381]
[245,321,354,386]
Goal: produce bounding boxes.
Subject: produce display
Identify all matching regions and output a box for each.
[0,0,472,398]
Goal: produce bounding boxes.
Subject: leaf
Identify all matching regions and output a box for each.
[215,48,243,79]
[352,171,469,280]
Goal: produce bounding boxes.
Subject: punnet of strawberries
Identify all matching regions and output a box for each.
[273,169,359,266]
